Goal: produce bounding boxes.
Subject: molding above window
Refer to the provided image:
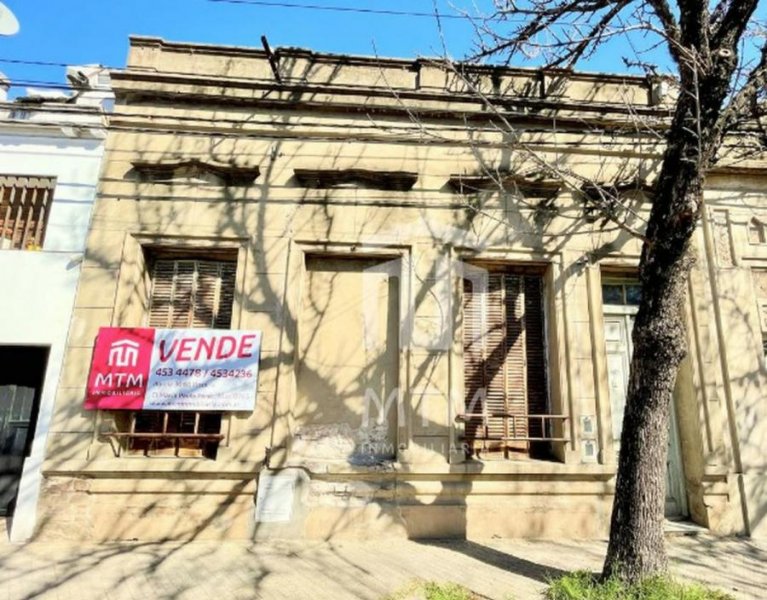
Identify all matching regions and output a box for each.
[447,172,561,199]
[130,232,249,247]
[580,180,654,200]
[131,159,260,186]
[293,168,418,191]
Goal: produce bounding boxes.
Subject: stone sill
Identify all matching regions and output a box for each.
[42,457,262,478]
[290,461,615,477]
[415,460,614,477]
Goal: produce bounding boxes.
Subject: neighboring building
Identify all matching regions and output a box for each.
[33,36,767,542]
[0,66,112,541]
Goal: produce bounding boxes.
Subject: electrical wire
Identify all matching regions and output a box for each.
[0,58,109,69]
[206,0,470,20]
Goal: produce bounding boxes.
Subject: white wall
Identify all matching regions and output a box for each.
[0,131,105,541]
[0,134,104,251]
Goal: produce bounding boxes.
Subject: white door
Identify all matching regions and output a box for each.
[604,310,688,518]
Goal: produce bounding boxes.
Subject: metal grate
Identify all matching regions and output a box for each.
[114,411,224,458]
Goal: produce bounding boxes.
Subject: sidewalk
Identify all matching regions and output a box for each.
[1,526,765,599]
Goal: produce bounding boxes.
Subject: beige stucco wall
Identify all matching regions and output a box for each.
[34,37,765,542]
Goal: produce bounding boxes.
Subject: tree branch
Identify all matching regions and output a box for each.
[714,39,767,150]
[677,0,709,52]
[711,0,759,51]
[555,1,631,68]
[645,0,683,64]
[473,0,629,65]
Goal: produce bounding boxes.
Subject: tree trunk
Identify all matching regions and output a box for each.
[601,256,689,581]
[600,29,747,573]
[602,87,706,583]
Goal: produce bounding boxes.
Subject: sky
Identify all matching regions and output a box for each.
[0,0,680,93]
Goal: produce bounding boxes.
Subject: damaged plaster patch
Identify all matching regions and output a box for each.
[292,423,395,465]
[292,424,356,460]
[306,478,396,508]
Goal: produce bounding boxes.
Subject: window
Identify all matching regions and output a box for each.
[602,281,642,307]
[749,218,766,245]
[118,257,237,458]
[122,411,224,459]
[0,175,55,250]
[148,258,236,329]
[461,267,557,459]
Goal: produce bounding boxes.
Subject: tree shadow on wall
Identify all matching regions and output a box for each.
[5,44,767,600]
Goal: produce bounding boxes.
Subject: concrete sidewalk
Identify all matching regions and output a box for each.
[1,528,765,599]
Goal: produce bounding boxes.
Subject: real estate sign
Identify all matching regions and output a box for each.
[85,327,261,411]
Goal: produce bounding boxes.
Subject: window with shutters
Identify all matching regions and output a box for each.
[0,175,55,251]
[461,266,561,460]
[117,256,237,458]
[147,259,236,330]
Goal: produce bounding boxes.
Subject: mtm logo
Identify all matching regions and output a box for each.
[107,339,141,368]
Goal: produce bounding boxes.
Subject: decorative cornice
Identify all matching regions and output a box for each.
[110,71,667,122]
[128,36,654,86]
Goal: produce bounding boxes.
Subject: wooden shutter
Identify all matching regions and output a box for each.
[504,274,527,446]
[0,176,55,250]
[462,277,486,443]
[462,270,548,456]
[524,276,547,439]
[148,259,236,329]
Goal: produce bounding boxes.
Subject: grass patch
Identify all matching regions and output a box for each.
[546,571,735,600]
[385,579,482,600]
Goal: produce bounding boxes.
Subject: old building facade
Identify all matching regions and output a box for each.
[35,37,767,541]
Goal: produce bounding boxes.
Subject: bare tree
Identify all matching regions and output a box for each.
[469,0,767,584]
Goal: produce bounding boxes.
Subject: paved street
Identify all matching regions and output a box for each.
[1,523,765,599]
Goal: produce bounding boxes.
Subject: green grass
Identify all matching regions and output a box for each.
[384,580,481,600]
[546,571,735,600]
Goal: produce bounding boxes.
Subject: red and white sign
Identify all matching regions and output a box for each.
[85,327,261,411]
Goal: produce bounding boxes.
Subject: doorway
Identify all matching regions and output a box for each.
[296,256,400,463]
[0,346,48,516]
[602,280,688,519]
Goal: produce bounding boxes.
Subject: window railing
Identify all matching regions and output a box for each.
[456,413,569,449]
